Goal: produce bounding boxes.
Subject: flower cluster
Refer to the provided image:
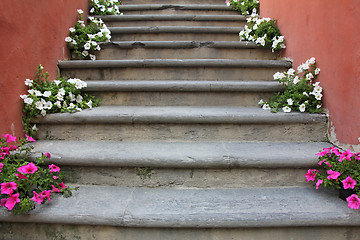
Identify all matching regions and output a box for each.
[306,147,360,209]
[225,0,259,15]
[90,0,122,15]
[239,12,285,52]
[258,57,322,113]
[21,65,99,136]
[65,9,111,60]
[0,134,76,214]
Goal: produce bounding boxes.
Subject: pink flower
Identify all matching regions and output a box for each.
[0,162,3,173]
[25,134,36,142]
[31,191,43,204]
[318,160,332,168]
[14,173,28,180]
[346,194,360,209]
[0,198,6,206]
[316,179,324,189]
[342,176,357,189]
[339,149,354,162]
[330,147,341,156]
[59,182,67,189]
[49,164,60,173]
[52,185,61,193]
[53,176,59,180]
[40,190,52,202]
[2,134,16,143]
[44,153,51,159]
[17,162,38,174]
[305,169,318,182]
[1,182,17,195]
[316,148,331,156]
[327,170,341,180]
[4,193,20,211]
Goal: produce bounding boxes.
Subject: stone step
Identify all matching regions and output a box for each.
[32,106,327,142]
[99,14,246,27]
[121,0,226,4]
[59,59,292,81]
[108,26,242,41]
[85,80,283,106]
[31,140,331,188]
[89,41,277,60]
[117,4,236,15]
[1,185,359,240]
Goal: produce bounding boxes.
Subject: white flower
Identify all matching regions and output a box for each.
[77,9,84,14]
[86,100,93,109]
[24,98,34,105]
[68,103,76,110]
[306,73,314,80]
[287,98,294,106]
[90,54,96,61]
[315,68,320,75]
[65,37,73,43]
[35,101,44,110]
[282,106,291,113]
[303,92,309,97]
[84,42,91,50]
[307,57,316,65]
[90,8,95,13]
[58,88,65,96]
[313,83,322,93]
[293,76,300,84]
[20,94,28,99]
[43,91,52,98]
[69,27,76,32]
[255,34,267,47]
[262,104,271,110]
[25,79,33,86]
[258,99,264,105]
[55,101,62,108]
[34,90,43,97]
[82,51,89,57]
[95,45,101,51]
[313,92,323,100]
[43,101,53,110]
[299,103,306,112]
[32,124,38,131]
[273,72,286,80]
[317,104,322,109]
[63,102,68,108]
[40,109,47,117]
[28,89,35,95]
[54,80,62,86]
[69,92,76,102]
[76,95,83,103]
[287,68,295,76]
[253,24,258,30]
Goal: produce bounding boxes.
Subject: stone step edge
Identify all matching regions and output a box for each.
[1,186,358,228]
[99,41,260,49]
[97,14,246,21]
[118,4,234,11]
[84,80,285,92]
[108,26,243,33]
[31,141,331,168]
[59,59,292,69]
[31,106,326,125]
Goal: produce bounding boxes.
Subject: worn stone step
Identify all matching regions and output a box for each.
[85,80,283,106]
[117,4,236,15]
[89,41,277,60]
[100,14,246,27]
[59,59,292,81]
[1,186,360,240]
[32,106,327,142]
[31,140,331,188]
[108,26,242,41]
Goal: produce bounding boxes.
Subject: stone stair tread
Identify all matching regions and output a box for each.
[100,41,259,49]
[32,106,326,124]
[108,26,243,33]
[118,4,233,11]
[59,59,292,68]
[1,185,359,228]
[98,14,245,21]
[85,80,284,92]
[31,140,331,168]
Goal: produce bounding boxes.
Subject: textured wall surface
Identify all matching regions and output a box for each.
[0,0,89,138]
[259,0,360,150]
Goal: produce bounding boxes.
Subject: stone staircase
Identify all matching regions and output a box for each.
[1,0,360,239]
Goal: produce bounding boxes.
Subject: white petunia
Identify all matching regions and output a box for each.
[287,98,294,106]
[273,72,286,80]
[34,90,43,97]
[84,42,91,50]
[54,80,62,86]
[20,94,28,99]
[293,76,300,84]
[82,50,89,57]
[287,68,296,76]
[77,9,84,14]
[282,106,291,113]
[55,101,62,108]
[58,88,65,96]
[24,98,34,105]
[69,92,76,102]
[258,99,264,105]
[43,101,53,110]
[35,101,44,110]
[86,100,93,109]
[69,27,76,33]
[306,73,314,80]
[262,104,271,110]
[76,95,83,103]
[65,36,73,43]
[90,54,96,61]
[40,109,46,117]
[299,103,306,112]
[43,91,52,98]
[25,79,33,86]
[315,68,320,75]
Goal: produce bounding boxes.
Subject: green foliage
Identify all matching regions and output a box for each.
[226,0,259,15]
[90,0,122,15]
[21,65,99,136]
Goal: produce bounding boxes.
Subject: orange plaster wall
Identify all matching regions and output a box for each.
[0,0,89,138]
[259,0,360,150]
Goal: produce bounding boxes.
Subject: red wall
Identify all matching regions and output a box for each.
[260,0,360,151]
[0,0,89,138]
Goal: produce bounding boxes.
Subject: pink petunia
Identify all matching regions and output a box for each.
[44,153,51,159]
[316,148,331,156]
[4,193,20,211]
[59,182,67,189]
[14,173,28,180]
[2,134,16,143]
[17,162,38,174]
[40,190,52,202]
[316,179,324,189]
[51,185,61,193]
[342,176,357,189]
[1,182,17,195]
[327,170,341,180]
[0,198,6,206]
[25,134,36,142]
[48,164,60,173]
[331,147,341,156]
[339,149,354,162]
[0,162,3,173]
[31,191,43,204]
[305,169,318,182]
[346,194,360,209]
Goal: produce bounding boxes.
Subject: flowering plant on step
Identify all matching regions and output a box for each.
[225,0,259,15]
[90,0,123,15]
[239,11,285,52]
[258,57,322,113]
[306,147,360,209]
[65,9,111,60]
[0,134,76,214]
[21,65,99,136]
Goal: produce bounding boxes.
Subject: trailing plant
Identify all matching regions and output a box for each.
[225,0,259,15]
[258,57,322,113]
[306,147,360,209]
[65,9,111,60]
[90,0,122,15]
[21,65,99,136]
[0,134,77,214]
[239,12,285,52]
